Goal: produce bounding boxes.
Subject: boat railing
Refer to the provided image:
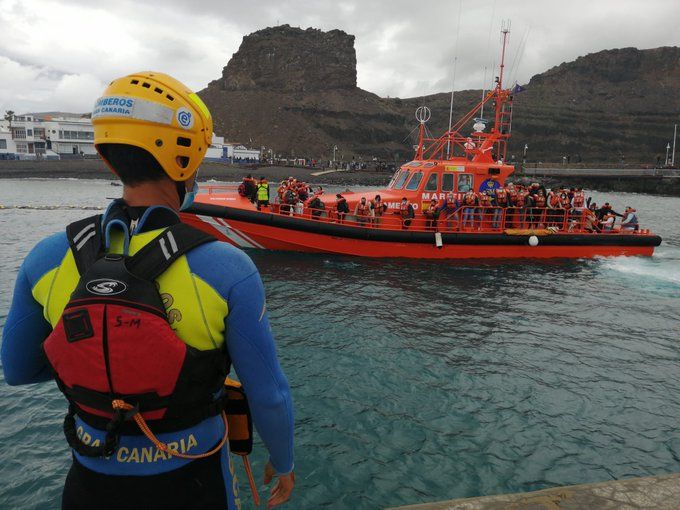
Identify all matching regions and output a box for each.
[204,185,240,194]
[264,204,648,235]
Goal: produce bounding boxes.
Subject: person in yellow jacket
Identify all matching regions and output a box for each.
[256,176,270,210]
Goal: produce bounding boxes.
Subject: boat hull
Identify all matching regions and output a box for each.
[183,203,661,259]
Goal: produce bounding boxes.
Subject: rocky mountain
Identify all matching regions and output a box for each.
[199,25,680,164]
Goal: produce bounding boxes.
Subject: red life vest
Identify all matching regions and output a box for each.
[560,194,572,208]
[515,193,526,207]
[479,194,492,207]
[548,192,560,208]
[464,193,476,206]
[42,218,227,457]
[400,202,411,218]
[534,194,546,207]
[371,200,384,216]
[495,188,508,204]
[573,191,585,207]
[357,202,370,216]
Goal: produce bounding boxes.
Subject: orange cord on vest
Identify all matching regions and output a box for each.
[111,399,261,506]
[111,399,228,460]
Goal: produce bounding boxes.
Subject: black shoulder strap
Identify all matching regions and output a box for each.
[127,223,215,281]
[66,215,103,275]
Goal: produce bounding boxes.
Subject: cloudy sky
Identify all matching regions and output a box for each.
[1,0,678,114]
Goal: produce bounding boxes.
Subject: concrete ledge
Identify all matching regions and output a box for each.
[389,473,680,510]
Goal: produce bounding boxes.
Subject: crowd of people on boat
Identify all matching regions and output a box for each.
[239,175,640,233]
[412,182,640,233]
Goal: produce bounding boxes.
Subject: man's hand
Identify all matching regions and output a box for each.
[263,461,295,509]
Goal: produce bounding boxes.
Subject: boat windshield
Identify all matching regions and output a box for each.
[393,170,410,189]
[387,169,401,188]
[405,171,423,191]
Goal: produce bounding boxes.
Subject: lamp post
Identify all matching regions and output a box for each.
[665,142,671,166]
[672,124,677,166]
[332,145,338,167]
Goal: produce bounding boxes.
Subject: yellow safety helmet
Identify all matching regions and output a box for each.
[92,72,213,181]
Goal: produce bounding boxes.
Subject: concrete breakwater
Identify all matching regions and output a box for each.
[516,167,680,197]
[390,472,680,510]
[2,160,680,195]
[0,160,392,186]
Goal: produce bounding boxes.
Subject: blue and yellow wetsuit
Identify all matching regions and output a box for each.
[2,201,294,509]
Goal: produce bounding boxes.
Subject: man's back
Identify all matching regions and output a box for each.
[3,203,294,509]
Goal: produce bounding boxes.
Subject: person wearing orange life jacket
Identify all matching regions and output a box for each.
[492,186,508,228]
[354,197,371,225]
[370,195,387,225]
[546,188,563,228]
[478,191,493,229]
[424,198,440,231]
[461,190,478,229]
[440,192,461,231]
[397,197,415,229]
[2,72,295,510]
[531,190,547,228]
[572,188,585,209]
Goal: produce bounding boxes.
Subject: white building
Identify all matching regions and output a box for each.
[205,134,261,163]
[0,124,17,159]
[0,113,95,159]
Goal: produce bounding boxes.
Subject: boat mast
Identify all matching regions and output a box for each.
[493,24,510,134]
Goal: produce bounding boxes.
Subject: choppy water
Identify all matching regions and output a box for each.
[1,179,679,509]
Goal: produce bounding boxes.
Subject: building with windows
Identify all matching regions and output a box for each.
[205,134,261,163]
[0,113,95,159]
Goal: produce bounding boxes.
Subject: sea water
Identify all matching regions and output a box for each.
[0,179,679,509]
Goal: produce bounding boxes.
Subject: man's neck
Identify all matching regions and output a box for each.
[122,180,180,210]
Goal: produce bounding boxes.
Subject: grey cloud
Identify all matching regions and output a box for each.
[2,0,679,113]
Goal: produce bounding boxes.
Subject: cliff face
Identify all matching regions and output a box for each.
[211,25,356,92]
[199,26,680,163]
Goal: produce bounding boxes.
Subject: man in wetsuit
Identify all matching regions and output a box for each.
[1,72,295,510]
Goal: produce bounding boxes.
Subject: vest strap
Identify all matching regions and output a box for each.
[66,215,103,275]
[126,223,215,281]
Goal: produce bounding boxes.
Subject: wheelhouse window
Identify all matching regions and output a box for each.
[424,173,438,191]
[407,161,422,167]
[423,162,436,168]
[387,169,401,188]
[405,171,424,191]
[442,173,454,192]
[393,170,411,190]
[457,174,473,193]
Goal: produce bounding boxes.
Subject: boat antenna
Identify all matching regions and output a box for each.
[480,0,497,121]
[415,106,431,159]
[446,0,463,159]
[508,26,530,87]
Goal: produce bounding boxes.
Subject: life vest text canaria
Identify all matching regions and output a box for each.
[116,434,198,463]
[76,426,198,463]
